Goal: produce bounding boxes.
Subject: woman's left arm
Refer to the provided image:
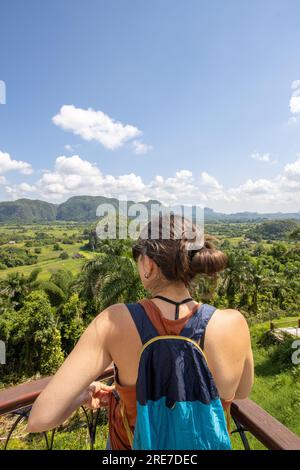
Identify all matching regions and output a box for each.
[27,309,113,433]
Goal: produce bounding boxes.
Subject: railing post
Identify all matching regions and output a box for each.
[231,415,251,450]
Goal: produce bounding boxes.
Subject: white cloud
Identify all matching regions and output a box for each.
[5,182,36,200]
[53,105,143,150]
[0,176,8,185]
[231,178,277,195]
[132,140,153,155]
[251,152,276,164]
[284,156,300,181]
[64,143,81,153]
[5,155,148,202]
[0,151,33,175]
[4,154,300,213]
[148,170,200,204]
[290,97,300,114]
[55,155,101,176]
[200,172,223,190]
[289,80,300,115]
[175,170,193,179]
[37,155,103,197]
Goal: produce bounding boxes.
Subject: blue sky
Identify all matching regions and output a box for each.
[0,0,300,212]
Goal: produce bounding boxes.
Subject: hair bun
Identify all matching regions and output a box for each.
[190,238,227,276]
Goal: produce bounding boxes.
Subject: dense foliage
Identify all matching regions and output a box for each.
[0,246,38,268]
[0,290,64,376]
[0,219,299,388]
[246,219,299,241]
[0,217,299,450]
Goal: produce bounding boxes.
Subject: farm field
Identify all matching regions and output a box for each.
[0,223,94,280]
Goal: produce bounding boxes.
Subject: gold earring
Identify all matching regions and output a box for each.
[144,272,150,279]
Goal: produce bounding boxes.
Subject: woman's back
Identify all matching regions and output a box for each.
[105,296,253,449]
[105,298,253,401]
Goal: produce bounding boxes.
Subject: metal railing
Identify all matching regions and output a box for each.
[1,369,300,450]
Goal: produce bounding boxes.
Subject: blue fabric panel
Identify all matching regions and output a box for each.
[133,397,232,450]
[125,302,158,344]
[136,339,219,406]
[180,303,216,343]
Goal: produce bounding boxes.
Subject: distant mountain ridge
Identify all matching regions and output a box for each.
[0,198,57,223]
[0,196,299,223]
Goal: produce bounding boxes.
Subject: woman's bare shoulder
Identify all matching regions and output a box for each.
[205,307,252,367]
[93,303,133,331]
[207,307,250,339]
[214,307,248,323]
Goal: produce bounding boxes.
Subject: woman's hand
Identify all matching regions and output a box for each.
[83,381,115,410]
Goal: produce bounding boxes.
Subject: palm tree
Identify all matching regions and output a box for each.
[0,268,41,310]
[247,258,274,314]
[221,250,253,309]
[78,251,146,311]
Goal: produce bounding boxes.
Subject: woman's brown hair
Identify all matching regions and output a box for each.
[132,214,227,287]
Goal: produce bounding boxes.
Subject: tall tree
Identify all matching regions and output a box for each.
[78,251,146,312]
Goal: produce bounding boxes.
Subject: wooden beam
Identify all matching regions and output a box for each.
[231,398,300,450]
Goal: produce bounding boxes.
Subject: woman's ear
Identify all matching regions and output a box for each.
[141,254,150,272]
[141,255,155,278]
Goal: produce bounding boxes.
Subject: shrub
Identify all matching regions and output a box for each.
[270,333,300,369]
[0,247,37,267]
[49,269,73,295]
[39,281,66,307]
[3,291,63,377]
[60,293,85,352]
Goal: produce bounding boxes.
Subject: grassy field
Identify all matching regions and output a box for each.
[0,409,109,450]
[0,243,92,280]
[0,223,94,280]
[249,320,300,436]
[230,317,300,450]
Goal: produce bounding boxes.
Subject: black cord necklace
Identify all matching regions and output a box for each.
[153,295,193,320]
